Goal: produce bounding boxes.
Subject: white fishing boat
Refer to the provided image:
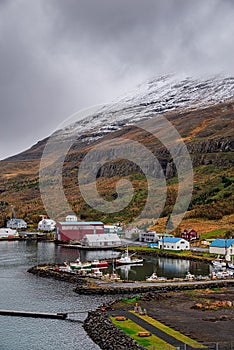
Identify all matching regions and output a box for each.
[211,258,227,269]
[228,262,234,270]
[116,248,143,265]
[146,272,167,282]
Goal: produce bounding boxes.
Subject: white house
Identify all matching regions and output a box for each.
[158,237,190,250]
[81,233,122,248]
[209,239,234,258]
[7,219,27,229]
[66,215,78,222]
[38,219,56,232]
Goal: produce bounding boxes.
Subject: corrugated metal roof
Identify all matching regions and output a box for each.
[159,237,184,243]
[210,238,234,248]
[83,233,121,242]
[58,221,104,225]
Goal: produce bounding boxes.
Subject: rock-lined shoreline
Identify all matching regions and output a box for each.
[84,310,145,350]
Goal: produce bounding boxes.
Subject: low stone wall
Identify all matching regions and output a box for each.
[27,265,88,286]
[83,310,145,350]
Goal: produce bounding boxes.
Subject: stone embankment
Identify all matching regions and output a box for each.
[83,310,145,350]
[27,265,88,286]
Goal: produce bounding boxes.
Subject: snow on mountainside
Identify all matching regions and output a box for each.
[58,74,234,143]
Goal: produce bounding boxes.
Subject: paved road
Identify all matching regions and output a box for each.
[109,310,205,349]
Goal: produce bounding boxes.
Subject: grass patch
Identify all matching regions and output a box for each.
[122,295,140,303]
[130,312,207,349]
[200,229,227,240]
[110,316,175,350]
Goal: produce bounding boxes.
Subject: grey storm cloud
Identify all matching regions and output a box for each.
[0,0,234,159]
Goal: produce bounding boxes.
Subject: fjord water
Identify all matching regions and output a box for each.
[0,241,109,350]
[0,241,210,350]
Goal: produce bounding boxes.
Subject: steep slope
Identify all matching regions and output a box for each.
[0,75,233,233]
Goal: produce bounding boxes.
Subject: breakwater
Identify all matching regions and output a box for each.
[28,265,88,286]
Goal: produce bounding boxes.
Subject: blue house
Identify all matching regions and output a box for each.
[209,238,234,256]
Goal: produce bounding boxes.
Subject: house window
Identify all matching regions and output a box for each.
[171,246,174,249]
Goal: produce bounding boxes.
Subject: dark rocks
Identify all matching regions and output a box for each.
[27,266,88,285]
[83,310,145,350]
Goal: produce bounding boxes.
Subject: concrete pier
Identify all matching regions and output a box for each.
[0,309,68,319]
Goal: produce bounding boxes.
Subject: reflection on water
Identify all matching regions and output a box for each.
[54,245,210,281]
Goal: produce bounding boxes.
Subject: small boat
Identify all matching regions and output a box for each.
[211,259,227,269]
[91,260,108,268]
[58,262,73,273]
[215,270,232,279]
[104,273,121,281]
[70,259,92,270]
[116,248,143,265]
[89,268,103,278]
[146,273,158,281]
[146,272,167,282]
[185,271,195,280]
[228,262,234,270]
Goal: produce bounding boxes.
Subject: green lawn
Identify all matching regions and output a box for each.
[130,312,207,349]
[110,316,175,350]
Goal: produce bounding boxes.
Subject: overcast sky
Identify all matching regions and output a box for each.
[0,0,234,160]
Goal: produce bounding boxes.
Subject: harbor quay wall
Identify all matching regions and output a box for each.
[83,310,145,350]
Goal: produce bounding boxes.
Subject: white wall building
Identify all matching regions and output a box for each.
[38,219,56,232]
[81,233,122,248]
[7,219,27,229]
[66,215,78,222]
[209,239,234,258]
[158,237,190,250]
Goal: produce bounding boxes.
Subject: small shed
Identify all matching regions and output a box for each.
[81,233,121,248]
[158,237,190,250]
[66,215,78,222]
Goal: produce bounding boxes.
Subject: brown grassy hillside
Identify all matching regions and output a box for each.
[0,102,233,234]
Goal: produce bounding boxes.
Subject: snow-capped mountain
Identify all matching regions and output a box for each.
[57,74,234,143]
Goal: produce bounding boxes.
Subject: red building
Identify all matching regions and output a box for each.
[56,221,104,242]
[181,229,199,241]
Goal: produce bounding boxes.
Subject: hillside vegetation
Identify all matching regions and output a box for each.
[0,101,233,235]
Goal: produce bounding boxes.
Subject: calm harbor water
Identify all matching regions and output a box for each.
[0,241,211,350]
